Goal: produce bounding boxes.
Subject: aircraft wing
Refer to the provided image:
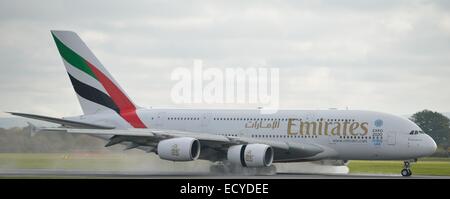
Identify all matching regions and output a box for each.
[35,127,324,162]
[9,111,323,162]
[8,112,114,129]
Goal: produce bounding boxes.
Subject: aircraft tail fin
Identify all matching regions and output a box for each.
[51,30,146,128]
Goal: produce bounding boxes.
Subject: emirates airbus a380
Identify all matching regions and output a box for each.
[9,30,437,177]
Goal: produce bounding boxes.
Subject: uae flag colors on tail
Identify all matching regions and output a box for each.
[51,30,146,128]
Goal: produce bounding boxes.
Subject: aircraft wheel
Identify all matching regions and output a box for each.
[402,160,413,177]
[401,169,411,177]
[401,169,408,176]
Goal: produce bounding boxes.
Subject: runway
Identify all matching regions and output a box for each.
[0,169,449,179]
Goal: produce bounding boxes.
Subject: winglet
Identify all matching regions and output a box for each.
[26,122,41,137]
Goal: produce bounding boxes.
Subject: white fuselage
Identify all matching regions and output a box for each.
[68,108,437,162]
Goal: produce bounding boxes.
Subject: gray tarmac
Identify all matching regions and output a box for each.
[0,169,449,179]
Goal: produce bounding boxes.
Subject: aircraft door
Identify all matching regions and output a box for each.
[387,131,396,145]
[155,112,166,128]
[201,112,212,131]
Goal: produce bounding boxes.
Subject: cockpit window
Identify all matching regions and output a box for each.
[410,130,422,135]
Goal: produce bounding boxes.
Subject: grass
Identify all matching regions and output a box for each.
[348,158,450,176]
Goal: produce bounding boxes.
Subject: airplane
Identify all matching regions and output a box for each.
[8,30,437,177]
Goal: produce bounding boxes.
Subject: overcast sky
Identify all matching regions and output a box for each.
[0,0,449,117]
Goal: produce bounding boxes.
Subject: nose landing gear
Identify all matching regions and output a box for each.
[401,160,416,177]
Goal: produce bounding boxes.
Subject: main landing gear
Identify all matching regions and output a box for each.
[401,159,416,177]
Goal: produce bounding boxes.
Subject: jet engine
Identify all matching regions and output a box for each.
[227,144,274,167]
[157,137,200,161]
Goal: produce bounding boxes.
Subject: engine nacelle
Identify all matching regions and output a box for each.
[227,144,274,167]
[157,137,200,161]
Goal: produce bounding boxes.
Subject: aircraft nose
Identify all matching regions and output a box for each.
[425,135,437,156]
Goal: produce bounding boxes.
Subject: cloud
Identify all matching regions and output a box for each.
[0,0,449,116]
